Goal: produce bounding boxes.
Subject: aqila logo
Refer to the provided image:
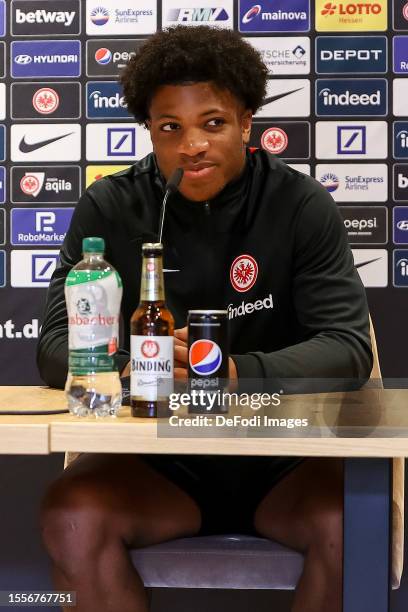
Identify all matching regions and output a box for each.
[141,340,159,358]
[91,7,110,26]
[321,2,382,16]
[261,127,288,154]
[32,87,60,114]
[189,340,222,376]
[230,254,258,292]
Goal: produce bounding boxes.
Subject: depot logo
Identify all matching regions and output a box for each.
[316,0,387,30]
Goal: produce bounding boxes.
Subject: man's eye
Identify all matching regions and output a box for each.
[161,123,179,132]
[207,118,225,127]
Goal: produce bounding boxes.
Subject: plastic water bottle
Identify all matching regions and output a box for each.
[64,237,123,417]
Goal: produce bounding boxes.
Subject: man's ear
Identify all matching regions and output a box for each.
[242,110,252,145]
[145,118,151,130]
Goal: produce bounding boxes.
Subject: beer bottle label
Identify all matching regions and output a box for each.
[65,270,122,375]
[130,335,174,401]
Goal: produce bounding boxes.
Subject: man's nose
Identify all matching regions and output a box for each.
[177,128,209,156]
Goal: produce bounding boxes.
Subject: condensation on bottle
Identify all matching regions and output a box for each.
[64,236,123,417]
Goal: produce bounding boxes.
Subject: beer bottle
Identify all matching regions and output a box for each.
[130,243,174,417]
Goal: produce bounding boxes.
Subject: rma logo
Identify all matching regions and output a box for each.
[167,8,229,22]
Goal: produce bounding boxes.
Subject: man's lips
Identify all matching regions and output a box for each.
[182,163,216,180]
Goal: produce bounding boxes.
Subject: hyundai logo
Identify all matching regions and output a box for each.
[15,54,32,65]
[397,220,408,231]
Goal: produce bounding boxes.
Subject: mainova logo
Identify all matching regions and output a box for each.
[339,206,387,244]
[316,79,387,116]
[316,0,387,31]
[86,82,131,119]
[11,124,81,162]
[86,0,157,35]
[250,121,310,159]
[316,163,388,201]
[11,166,81,204]
[315,121,387,159]
[239,0,310,33]
[394,207,408,244]
[11,208,74,246]
[10,249,60,287]
[12,1,81,36]
[246,37,310,75]
[11,40,81,78]
[163,0,233,28]
[256,79,310,117]
[11,82,81,120]
[316,36,387,73]
[352,249,388,287]
[86,39,142,76]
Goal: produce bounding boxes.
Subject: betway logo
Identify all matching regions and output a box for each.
[398,174,408,188]
[319,88,381,106]
[321,3,382,15]
[0,319,40,339]
[15,9,76,26]
[167,8,229,22]
[227,294,273,320]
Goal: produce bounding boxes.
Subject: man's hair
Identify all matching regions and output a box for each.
[121,26,268,124]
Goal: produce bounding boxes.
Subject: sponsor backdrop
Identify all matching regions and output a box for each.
[0,0,407,383]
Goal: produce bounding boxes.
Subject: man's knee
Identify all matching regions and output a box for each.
[307,496,343,573]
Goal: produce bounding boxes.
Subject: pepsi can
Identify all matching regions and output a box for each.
[187,310,229,414]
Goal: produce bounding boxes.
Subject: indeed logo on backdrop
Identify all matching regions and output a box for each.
[316,79,387,116]
[86,82,131,119]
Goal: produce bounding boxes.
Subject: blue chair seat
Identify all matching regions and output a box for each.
[131,534,304,590]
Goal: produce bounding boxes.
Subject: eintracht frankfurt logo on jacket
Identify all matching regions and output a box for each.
[230,254,258,292]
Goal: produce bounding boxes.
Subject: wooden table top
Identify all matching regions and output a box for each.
[1,386,408,456]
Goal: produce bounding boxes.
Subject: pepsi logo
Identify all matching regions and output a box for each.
[261,128,288,155]
[141,340,159,358]
[320,172,340,193]
[230,254,258,293]
[32,88,59,115]
[242,4,262,24]
[95,47,112,65]
[91,7,109,26]
[189,340,222,376]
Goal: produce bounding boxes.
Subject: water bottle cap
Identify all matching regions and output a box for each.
[83,237,105,253]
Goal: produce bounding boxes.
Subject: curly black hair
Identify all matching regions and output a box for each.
[120,26,268,124]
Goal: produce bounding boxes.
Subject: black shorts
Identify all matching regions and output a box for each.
[139,454,304,536]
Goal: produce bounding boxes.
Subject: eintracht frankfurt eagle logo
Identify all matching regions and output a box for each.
[230,254,258,292]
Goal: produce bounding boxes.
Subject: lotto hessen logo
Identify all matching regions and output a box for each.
[246,37,310,75]
[86,1,156,35]
[393,207,408,244]
[250,121,310,159]
[230,254,258,292]
[11,1,80,36]
[86,40,142,77]
[316,164,388,202]
[316,79,387,116]
[393,0,408,30]
[141,340,159,358]
[163,1,233,28]
[315,121,387,159]
[11,208,74,246]
[11,40,81,78]
[316,0,387,31]
[189,340,222,375]
[11,166,81,204]
[11,82,80,120]
[315,36,387,73]
[86,82,131,119]
[239,0,310,33]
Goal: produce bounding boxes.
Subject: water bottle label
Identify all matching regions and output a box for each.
[65,270,122,375]
[131,335,174,401]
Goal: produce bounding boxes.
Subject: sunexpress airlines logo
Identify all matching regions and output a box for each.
[239,1,310,32]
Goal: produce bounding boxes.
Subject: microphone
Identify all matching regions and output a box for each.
[157,167,184,244]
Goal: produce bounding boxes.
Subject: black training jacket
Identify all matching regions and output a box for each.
[37,149,373,389]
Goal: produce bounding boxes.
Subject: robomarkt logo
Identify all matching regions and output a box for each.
[227,294,274,319]
[0,319,40,339]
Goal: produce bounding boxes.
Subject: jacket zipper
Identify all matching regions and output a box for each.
[203,201,212,308]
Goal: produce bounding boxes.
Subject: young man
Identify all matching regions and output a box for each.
[38,26,372,612]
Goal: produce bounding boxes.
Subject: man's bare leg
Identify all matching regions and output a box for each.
[254,458,343,612]
[41,454,201,612]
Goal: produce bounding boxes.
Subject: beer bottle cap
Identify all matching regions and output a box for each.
[83,237,105,253]
[142,242,163,253]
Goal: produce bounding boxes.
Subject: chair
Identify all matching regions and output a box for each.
[64,320,405,593]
